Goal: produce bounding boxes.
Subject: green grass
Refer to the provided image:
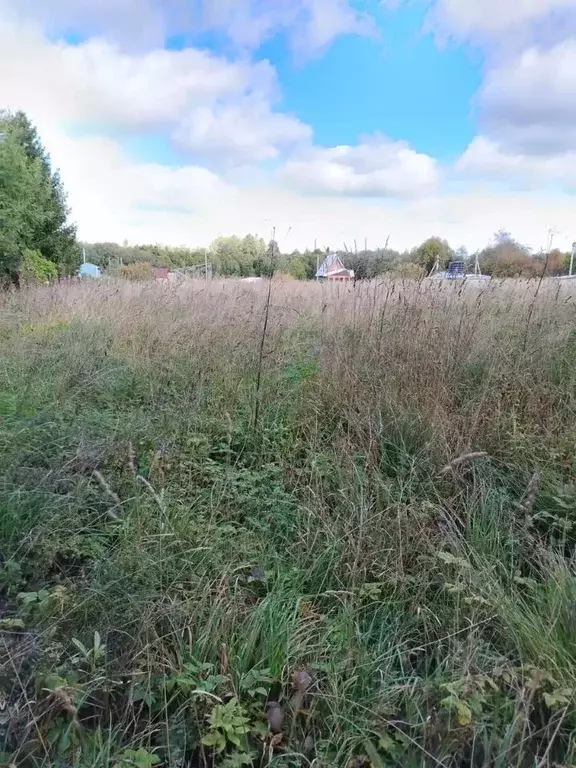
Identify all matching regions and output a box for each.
[0,278,575,767]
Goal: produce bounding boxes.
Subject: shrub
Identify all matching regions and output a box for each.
[120,261,155,281]
[20,248,58,282]
[392,261,426,279]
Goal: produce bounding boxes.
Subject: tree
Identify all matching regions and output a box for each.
[545,249,569,276]
[0,110,79,278]
[413,237,454,274]
[342,248,400,279]
[0,131,49,284]
[288,256,307,280]
[6,112,78,272]
[479,232,536,277]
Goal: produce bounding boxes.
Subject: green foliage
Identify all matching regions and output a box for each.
[412,235,454,272]
[0,110,78,276]
[20,248,58,282]
[0,559,23,591]
[202,698,251,753]
[113,748,160,767]
[71,630,106,671]
[0,129,46,281]
[287,256,307,280]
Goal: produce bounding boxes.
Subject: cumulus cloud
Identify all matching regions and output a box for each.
[457,136,576,188]
[0,17,309,167]
[478,41,576,155]
[41,129,233,227]
[0,0,375,54]
[281,135,439,197]
[456,39,576,183]
[26,124,575,255]
[429,0,576,40]
[58,148,576,254]
[3,0,574,254]
[0,0,178,50]
[173,101,311,165]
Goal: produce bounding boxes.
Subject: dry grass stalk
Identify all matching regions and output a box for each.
[92,470,121,519]
[127,441,137,475]
[522,471,541,517]
[439,451,489,476]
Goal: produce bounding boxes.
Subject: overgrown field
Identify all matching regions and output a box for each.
[1,277,576,768]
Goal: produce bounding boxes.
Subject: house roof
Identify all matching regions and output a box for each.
[79,263,102,277]
[316,253,353,278]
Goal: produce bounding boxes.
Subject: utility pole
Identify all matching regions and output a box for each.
[546,228,555,254]
[570,242,576,277]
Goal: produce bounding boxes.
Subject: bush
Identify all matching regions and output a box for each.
[120,261,154,281]
[392,261,426,279]
[20,249,58,282]
[288,257,307,280]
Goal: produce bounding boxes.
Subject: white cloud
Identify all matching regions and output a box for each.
[3,0,575,255]
[0,0,375,54]
[281,135,439,197]
[41,129,233,231]
[0,17,310,168]
[0,0,171,49]
[457,136,576,188]
[429,0,576,39]
[478,41,576,155]
[174,101,311,165]
[456,39,576,184]
[28,124,575,255]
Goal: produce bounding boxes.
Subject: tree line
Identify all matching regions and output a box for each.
[1,111,573,285]
[84,232,573,281]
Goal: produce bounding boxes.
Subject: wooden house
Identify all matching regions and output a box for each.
[316,253,354,281]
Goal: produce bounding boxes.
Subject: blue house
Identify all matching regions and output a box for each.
[79,262,102,278]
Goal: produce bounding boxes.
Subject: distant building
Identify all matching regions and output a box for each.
[79,262,102,278]
[428,257,490,282]
[316,253,354,281]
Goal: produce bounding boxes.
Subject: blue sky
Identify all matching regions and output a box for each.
[260,4,482,159]
[1,0,575,251]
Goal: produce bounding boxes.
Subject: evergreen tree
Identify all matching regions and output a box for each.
[0,110,79,278]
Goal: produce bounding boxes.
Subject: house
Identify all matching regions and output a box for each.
[154,267,171,280]
[78,262,102,278]
[316,253,354,281]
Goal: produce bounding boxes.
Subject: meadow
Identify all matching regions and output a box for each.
[1,276,575,768]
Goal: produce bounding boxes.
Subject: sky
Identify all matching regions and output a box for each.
[2,0,576,253]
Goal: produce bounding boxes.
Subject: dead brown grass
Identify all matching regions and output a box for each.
[3,276,575,463]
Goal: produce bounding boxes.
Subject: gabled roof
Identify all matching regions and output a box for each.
[79,262,102,277]
[316,253,353,278]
